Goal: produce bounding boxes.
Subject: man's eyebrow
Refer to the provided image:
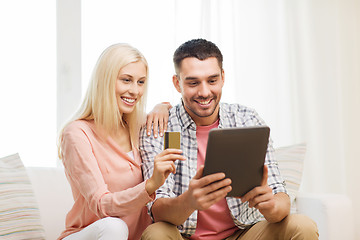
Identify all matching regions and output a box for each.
[183,74,220,81]
[208,74,220,79]
[183,76,199,81]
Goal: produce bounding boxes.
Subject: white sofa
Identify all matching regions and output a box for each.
[27,167,73,240]
[27,167,356,240]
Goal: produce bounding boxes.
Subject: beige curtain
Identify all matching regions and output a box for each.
[286,0,360,235]
[195,0,360,237]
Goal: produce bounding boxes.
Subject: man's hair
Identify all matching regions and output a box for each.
[173,38,223,74]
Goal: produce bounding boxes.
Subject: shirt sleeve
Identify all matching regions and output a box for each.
[61,122,155,219]
[139,126,177,216]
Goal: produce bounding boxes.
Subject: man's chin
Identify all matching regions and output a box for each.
[192,108,217,118]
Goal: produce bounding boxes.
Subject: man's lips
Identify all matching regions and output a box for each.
[195,98,213,107]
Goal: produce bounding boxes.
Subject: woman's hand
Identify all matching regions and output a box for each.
[146,102,172,138]
[145,148,185,195]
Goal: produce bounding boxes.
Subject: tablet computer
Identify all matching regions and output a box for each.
[202,126,270,197]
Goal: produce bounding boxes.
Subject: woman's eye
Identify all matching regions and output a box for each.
[138,80,145,85]
[122,78,131,83]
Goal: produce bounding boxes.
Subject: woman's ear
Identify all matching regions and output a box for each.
[172,75,182,93]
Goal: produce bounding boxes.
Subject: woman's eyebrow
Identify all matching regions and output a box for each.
[118,74,133,78]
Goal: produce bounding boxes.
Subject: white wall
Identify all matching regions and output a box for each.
[56,0,82,133]
[0,0,56,167]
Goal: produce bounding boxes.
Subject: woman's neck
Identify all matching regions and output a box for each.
[111,125,132,152]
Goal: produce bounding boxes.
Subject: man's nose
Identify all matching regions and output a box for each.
[198,82,211,97]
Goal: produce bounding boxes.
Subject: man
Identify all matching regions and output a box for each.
[140,39,318,239]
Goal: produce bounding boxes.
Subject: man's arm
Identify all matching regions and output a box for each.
[235,106,289,222]
[241,165,290,223]
[151,166,232,226]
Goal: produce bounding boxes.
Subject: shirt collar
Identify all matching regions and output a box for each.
[218,103,231,128]
[177,100,197,130]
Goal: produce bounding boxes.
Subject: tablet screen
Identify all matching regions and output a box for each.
[202,126,270,197]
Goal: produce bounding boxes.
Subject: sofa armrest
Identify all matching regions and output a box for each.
[27,167,73,240]
[296,193,355,240]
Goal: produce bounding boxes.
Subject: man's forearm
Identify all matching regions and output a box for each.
[263,192,290,223]
[152,193,194,226]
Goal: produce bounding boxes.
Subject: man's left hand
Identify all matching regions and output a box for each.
[240,165,290,223]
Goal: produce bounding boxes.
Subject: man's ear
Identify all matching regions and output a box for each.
[172,75,182,93]
[221,69,225,86]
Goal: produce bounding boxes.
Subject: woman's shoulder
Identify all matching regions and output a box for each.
[63,120,96,138]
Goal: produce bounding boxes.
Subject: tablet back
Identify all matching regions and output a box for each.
[203,126,270,197]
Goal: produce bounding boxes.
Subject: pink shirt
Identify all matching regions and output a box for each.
[190,120,238,240]
[58,120,153,240]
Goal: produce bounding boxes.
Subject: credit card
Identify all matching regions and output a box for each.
[164,132,181,150]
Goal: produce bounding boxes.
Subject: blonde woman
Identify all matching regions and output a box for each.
[57,43,184,240]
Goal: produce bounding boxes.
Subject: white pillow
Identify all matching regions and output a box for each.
[275,143,306,213]
[0,153,45,239]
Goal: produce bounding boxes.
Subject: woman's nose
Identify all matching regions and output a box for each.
[128,82,139,95]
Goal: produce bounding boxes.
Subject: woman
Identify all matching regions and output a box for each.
[57,43,184,240]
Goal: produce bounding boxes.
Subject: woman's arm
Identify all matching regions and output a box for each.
[62,121,183,218]
[62,124,152,218]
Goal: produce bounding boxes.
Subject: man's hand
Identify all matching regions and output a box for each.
[240,165,290,223]
[184,165,232,211]
[151,165,232,226]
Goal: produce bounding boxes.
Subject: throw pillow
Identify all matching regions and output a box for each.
[0,153,45,240]
[275,143,306,214]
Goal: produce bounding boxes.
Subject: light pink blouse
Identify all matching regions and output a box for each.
[58,120,153,240]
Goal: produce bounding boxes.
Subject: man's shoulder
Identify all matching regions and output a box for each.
[219,102,265,127]
[168,104,183,126]
[220,102,258,116]
[169,104,180,116]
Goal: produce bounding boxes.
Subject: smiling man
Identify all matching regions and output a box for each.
[174,56,223,126]
[139,39,318,240]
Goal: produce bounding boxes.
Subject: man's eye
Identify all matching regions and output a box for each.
[188,82,198,86]
[209,79,217,84]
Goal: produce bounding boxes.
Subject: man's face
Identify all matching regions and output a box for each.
[173,57,224,126]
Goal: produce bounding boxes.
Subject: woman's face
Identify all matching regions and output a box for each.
[115,61,147,114]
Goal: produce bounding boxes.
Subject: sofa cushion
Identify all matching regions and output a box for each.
[275,143,306,213]
[0,153,45,239]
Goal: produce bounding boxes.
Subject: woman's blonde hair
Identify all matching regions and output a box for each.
[58,43,148,159]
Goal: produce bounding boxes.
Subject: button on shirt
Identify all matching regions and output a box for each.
[139,103,287,237]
